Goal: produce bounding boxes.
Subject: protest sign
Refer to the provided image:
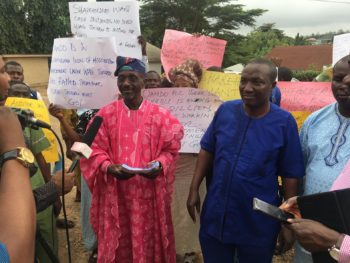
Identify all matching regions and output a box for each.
[5,97,59,163]
[279,82,335,112]
[48,37,119,109]
[161,29,227,75]
[199,70,241,101]
[69,1,141,59]
[333,33,350,66]
[291,111,311,131]
[143,88,222,153]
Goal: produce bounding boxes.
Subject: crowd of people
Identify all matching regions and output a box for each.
[0,34,350,263]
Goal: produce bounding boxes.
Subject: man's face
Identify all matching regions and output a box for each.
[0,58,10,106]
[6,65,24,82]
[144,72,161,89]
[9,84,31,98]
[239,63,274,109]
[117,71,143,103]
[332,60,350,106]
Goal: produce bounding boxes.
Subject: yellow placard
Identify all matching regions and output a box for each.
[291,111,311,132]
[5,97,59,163]
[199,70,241,101]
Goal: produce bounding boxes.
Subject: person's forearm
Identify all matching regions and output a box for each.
[59,118,81,143]
[35,152,51,183]
[190,149,214,191]
[0,160,36,262]
[282,178,299,200]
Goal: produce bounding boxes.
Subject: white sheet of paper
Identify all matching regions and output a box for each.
[143,88,222,153]
[69,1,142,59]
[48,37,119,109]
[333,33,350,65]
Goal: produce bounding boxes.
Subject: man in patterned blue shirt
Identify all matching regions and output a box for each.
[294,55,350,262]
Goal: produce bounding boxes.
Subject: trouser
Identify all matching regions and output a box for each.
[199,229,274,263]
[81,175,97,250]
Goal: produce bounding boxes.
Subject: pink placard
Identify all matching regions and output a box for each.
[279,82,335,112]
[161,29,227,75]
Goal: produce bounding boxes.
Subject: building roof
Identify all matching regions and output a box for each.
[265,45,332,71]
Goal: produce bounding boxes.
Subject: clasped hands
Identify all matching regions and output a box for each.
[107,161,162,180]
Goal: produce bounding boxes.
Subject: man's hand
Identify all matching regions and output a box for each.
[139,161,162,179]
[280,196,301,218]
[0,107,26,154]
[49,104,64,120]
[108,164,136,180]
[138,35,147,56]
[187,188,201,223]
[286,218,341,252]
[51,171,75,195]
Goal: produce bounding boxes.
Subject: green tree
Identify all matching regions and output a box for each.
[294,33,308,45]
[0,0,70,54]
[234,23,293,65]
[140,0,265,47]
[0,0,28,53]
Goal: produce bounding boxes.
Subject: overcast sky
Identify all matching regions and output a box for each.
[235,0,350,37]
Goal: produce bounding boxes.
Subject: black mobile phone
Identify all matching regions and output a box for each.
[253,198,294,222]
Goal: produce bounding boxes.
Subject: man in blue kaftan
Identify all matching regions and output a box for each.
[187,58,304,263]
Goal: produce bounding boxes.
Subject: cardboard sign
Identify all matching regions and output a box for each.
[161,29,226,75]
[5,97,59,163]
[199,70,241,101]
[69,1,142,59]
[279,82,335,112]
[48,37,119,109]
[143,88,222,153]
[291,111,311,131]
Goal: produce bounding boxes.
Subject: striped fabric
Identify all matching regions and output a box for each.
[339,235,350,263]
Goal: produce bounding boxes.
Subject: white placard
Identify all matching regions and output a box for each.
[69,1,142,59]
[48,37,119,109]
[143,88,222,153]
[333,33,350,66]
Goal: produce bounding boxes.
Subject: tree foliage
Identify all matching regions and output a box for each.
[228,23,293,65]
[140,0,265,47]
[0,0,70,54]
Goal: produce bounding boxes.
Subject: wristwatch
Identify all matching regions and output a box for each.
[328,234,345,261]
[329,245,340,261]
[0,147,35,169]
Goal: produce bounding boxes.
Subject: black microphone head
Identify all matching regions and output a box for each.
[82,116,103,146]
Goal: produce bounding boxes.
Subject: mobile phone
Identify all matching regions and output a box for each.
[253,198,294,222]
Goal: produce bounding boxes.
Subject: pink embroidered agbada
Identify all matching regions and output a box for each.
[80,99,184,263]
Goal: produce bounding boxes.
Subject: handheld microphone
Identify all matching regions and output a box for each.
[11,108,51,129]
[68,116,103,173]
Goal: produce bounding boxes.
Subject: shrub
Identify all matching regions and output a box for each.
[292,70,321,81]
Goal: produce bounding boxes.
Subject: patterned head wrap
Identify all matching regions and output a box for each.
[168,59,203,88]
[114,56,146,76]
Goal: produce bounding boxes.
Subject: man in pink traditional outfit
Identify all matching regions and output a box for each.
[80,57,184,263]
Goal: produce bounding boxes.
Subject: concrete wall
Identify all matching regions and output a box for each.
[3,54,50,89]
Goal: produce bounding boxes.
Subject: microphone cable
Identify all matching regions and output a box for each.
[48,127,72,263]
